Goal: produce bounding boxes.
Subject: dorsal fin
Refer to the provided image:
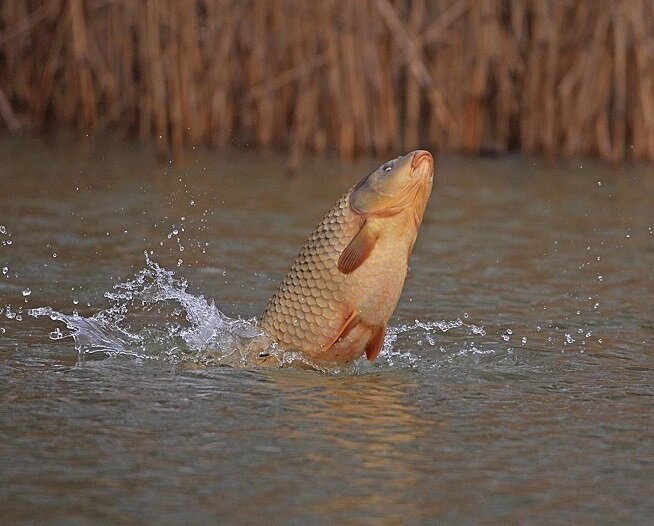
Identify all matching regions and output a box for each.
[338,221,378,274]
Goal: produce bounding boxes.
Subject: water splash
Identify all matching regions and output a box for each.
[378,318,488,368]
[29,253,271,366]
[26,254,495,371]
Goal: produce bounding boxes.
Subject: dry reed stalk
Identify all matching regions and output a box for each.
[1,0,654,164]
[68,0,96,130]
[0,86,19,130]
[611,2,627,164]
[403,0,424,151]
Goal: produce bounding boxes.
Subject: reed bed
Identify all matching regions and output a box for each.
[2,0,654,164]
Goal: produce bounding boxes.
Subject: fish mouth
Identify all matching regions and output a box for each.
[406,150,433,202]
[411,150,433,173]
[407,151,433,227]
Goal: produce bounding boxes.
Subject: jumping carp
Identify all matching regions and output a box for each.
[260,150,434,365]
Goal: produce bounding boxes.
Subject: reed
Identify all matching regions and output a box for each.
[1,0,654,163]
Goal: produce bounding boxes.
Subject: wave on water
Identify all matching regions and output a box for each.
[27,254,489,372]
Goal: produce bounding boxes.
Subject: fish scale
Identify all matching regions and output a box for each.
[261,189,361,349]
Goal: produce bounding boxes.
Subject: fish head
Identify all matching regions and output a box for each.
[350,150,433,220]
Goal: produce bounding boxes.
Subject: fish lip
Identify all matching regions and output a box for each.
[411,150,433,171]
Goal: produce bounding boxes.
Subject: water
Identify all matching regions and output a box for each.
[1,136,653,524]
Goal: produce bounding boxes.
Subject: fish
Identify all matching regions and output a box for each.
[259,150,434,366]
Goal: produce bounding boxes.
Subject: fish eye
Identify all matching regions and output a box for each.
[382,162,393,173]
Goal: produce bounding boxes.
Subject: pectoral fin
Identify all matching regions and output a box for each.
[338,221,378,274]
[365,323,386,362]
[323,311,361,352]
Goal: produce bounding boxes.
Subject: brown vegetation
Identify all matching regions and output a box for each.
[1,0,654,165]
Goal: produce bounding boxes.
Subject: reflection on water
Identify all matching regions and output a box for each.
[1,136,653,523]
[263,372,425,523]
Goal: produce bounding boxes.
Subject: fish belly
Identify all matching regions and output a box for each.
[347,225,411,327]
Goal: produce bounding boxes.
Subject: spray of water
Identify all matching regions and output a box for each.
[28,253,271,366]
[27,253,492,371]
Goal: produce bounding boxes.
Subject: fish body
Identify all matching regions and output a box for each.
[260,150,434,365]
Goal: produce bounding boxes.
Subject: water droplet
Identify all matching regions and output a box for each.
[49,328,64,340]
[72,300,79,305]
[521,337,527,344]
[2,266,8,275]
[22,288,31,297]
[0,226,5,234]
[565,333,575,344]
[52,253,57,258]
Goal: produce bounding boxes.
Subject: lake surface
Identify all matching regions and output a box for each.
[1,136,653,524]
